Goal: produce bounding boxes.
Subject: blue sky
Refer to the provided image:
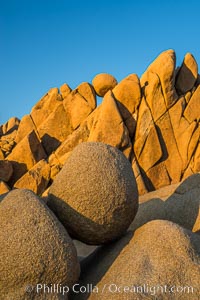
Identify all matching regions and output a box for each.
[1,0,200,124]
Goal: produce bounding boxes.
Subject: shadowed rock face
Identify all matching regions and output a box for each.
[13,159,51,195]
[48,142,139,245]
[0,49,199,197]
[135,50,199,193]
[0,189,80,300]
[113,74,141,138]
[175,53,198,94]
[0,160,13,182]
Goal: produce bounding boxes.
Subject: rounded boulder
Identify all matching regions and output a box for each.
[88,220,200,300]
[0,189,80,299]
[92,73,118,97]
[48,142,138,245]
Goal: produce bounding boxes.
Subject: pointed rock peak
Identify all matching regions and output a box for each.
[48,87,59,95]
[88,90,131,157]
[141,49,177,107]
[31,87,61,128]
[2,117,20,135]
[60,83,71,98]
[101,90,121,114]
[184,52,198,73]
[175,52,198,94]
[146,49,176,72]
[76,82,96,110]
[113,73,141,108]
[121,73,140,83]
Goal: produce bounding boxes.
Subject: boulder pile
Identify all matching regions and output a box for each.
[0,49,199,299]
[0,49,199,197]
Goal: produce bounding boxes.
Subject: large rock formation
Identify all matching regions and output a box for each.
[0,49,200,299]
[0,49,199,196]
[133,49,199,193]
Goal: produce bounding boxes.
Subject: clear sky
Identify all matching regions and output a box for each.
[1,0,200,124]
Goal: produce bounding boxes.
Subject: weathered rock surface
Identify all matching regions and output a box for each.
[37,103,71,155]
[113,74,141,137]
[77,82,96,110]
[63,82,96,130]
[88,91,132,159]
[48,142,138,245]
[130,173,200,234]
[141,49,178,107]
[168,97,197,171]
[6,130,47,185]
[14,159,50,195]
[184,84,200,123]
[48,122,91,180]
[135,54,199,192]
[30,88,62,128]
[0,181,10,195]
[92,73,118,97]
[83,220,200,300]
[131,157,148,195]
[14,114,38,144]
[0,160,13,182]
[0,135,16,156]
[0,149,4,159]
[155,111,183,183]
[1,117,20,135]
[175,53,198,94]
[60,83,71,99]
[0,189,80,299]
[133,97,164,189]
[140,70,167,122]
